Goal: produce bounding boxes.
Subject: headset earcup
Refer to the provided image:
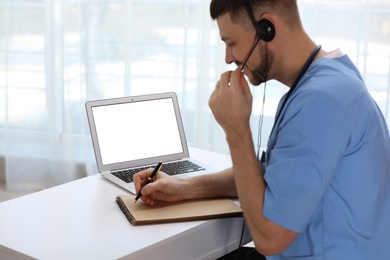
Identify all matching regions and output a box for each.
[257,19,275,42]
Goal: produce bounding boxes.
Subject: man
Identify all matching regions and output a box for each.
[134,0,390,259]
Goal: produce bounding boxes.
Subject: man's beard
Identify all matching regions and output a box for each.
[251,46,272,86]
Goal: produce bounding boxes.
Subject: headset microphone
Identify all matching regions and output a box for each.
[241,0,275,71]
[241,35,261,72]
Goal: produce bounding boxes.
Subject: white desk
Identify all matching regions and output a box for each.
[0,148,251,260]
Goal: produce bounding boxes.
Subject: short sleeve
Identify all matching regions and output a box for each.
[263,86,348,232]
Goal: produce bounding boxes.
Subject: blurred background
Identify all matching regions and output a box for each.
[0,0,389,193]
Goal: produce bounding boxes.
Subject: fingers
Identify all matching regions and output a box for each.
[133,169,171,206]
[139,182,158,206]
[214,68,248,94]
[133,168,153,193]
[230,67,249,93]
[219,70,232,90]
[140,179,159,196]
[213,71,231,96]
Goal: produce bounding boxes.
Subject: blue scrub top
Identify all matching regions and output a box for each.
[262,55,390,259]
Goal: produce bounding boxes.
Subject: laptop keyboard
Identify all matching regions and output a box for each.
[111,160,205,183]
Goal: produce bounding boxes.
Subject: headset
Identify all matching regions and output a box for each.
[243,0,275,42]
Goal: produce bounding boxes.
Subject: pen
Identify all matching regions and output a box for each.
[133,161,163,203]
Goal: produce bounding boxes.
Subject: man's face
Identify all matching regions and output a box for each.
[217,13,270,86]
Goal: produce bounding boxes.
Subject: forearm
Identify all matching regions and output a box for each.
[226,129,297,255]
[180,167,238,200]
[227,129,267,233]
[207,67,296,254]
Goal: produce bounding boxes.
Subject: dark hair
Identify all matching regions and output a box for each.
[210,0,300,28]
[210,0,247,22]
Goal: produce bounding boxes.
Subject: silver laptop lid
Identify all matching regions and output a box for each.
[85,92,190,172]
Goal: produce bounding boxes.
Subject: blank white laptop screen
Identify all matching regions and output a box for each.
[92,98,183,166]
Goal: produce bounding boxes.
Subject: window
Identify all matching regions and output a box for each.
[1,0,389,191]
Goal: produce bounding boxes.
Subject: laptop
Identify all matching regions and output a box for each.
[85,92,214,194]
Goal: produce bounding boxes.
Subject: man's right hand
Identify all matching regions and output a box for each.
[133,168,185,206]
